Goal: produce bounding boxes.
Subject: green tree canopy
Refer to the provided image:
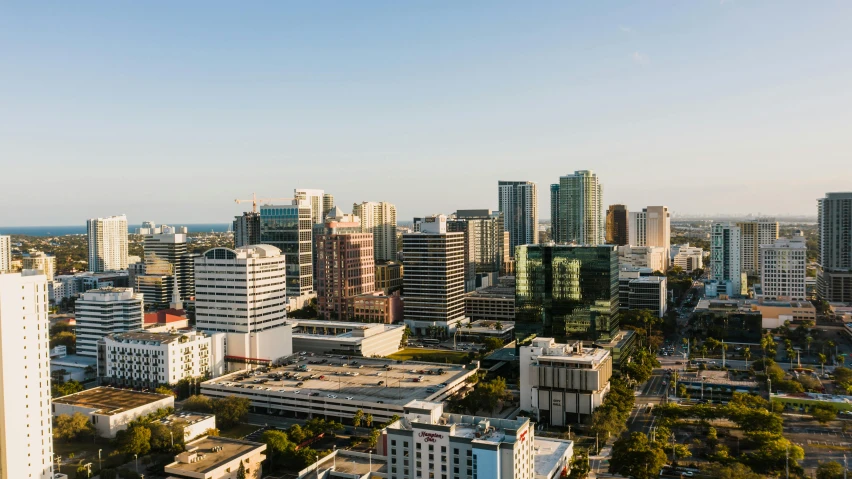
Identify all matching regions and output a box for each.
[609,432,667,479]
[54,412,95,441]
[817,461,845,479]
[116,424,152,455]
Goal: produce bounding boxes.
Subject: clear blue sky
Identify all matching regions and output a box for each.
[2,1,851,226]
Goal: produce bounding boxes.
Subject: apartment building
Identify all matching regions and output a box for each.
[353,201,399,262]
[760,232,807,301]
[87,214,129,272]
[0,234,11,272]
[818,192,852,302]
[711,223,744,297]
[737,218,779,275]
[554,171,604,245]
[75,287,144,357]
[498,181,538,256]
[22,250,56,280]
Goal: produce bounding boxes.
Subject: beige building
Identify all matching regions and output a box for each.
[22,251,55,280]
[53,387,174,438]
[617,245,667,272]
[673,244,704,273]
[0,235,10,273]
[375,261,403,293]
[628,206,671,269]
[287,319,405,357]
[464,285,516,320]
[353,201,398,262]
[348,291,403,324]
[737,218,779,275]
[165,436,267,479]
[750,300,816,329]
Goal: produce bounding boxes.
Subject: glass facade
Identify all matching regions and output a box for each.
[515,244,619,340]
[260,204,314,296]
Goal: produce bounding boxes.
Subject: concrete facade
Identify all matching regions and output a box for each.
[287,319,405,357]
[711,223,743,296]
[52,387,174,438]
[87,214,129,272]
[22,251,55,280]
[0,234,10,272]
[353,201,399,262]
[760,232,807,301]
[75,287,144,357]
[617,245,667,272]
[737,219,779,275]
[164,435,267,479]
[498,181,538,256]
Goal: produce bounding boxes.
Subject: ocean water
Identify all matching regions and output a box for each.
[0,224,231,236]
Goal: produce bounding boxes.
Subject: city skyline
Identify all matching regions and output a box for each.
[3,2,852,226]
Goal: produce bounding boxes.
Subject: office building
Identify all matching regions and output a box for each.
[348,291,404,324]
[818,192,852,302]
[605,204,629,246]
[75,287,144,357]
[288,320,406,357]
[315,213,376,321]
[498,180,538,257]
[673,244,704,273]
[617,245,667,272]
[449,209,505,291]
[628,206,671,269]
[53,387,174,438]
[711,223,743,297]
[194,245,293,367]
[0,234,11,272]
[260,201,314,297]
[550,184,560,242]
[520,338,613,425]
[294,188,328,225]
[98,330,225,388]
[515,244,619,340]
[22,250,55,280]
[165,435,267,479]
[382,401,538,479]
[233,211,261,248]
[87,214,129,272]
[353,201,399,262]
[402,215,466,335]
[552,170,604,246]
[135,231,196,309]
[618,270,667,317]
[322,193,335,219]
[464,284,516,321]
[760,232,807,301]
[376,261,404,294]
[737,218,779,275]
[0,271,55,478]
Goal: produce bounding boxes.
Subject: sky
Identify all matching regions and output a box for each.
[2,1,851,226]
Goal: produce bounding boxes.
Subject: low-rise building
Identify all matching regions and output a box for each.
[75,287,144,357]
[98,330,225,388]
[164,435,267,479]
[457,319,515,343]
[287,319,405,357]
[376,261,404,294]
[157,412,216,442]
[617,245,667,272]
[672,244,704,273]
[520,338,613,426]
[534,437,575,479]
[52,387,174,438]
[348,291,404,324]
[618,270,667,317]
[465,285,516,321]
[750,300,816,329]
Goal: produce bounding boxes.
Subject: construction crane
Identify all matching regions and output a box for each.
[234,193,293,213]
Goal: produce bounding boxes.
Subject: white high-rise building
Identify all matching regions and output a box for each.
[22,251,56,281]
[617,245,667,272]
[0,271,55,478]
[352,201,398,262]
[87,215,129,272]
[711,223,743,297]
[554,170,604,245]
[194,245,293,368]
[817,192,852,303]
[294,188,327,225]
[0,234,11,273]
[760,232,807,301]
[75,287,144,357]
[498,181,538,256]
[673,245,704,273]
[736,218,779,275]
[628,206,671,269]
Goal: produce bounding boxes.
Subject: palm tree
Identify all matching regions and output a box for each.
[819,353,828,375]
[806,336,813,356]
[828,340,837,364]
[700,345,708,359]
[743,347,751,369]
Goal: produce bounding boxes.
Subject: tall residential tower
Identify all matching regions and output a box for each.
[554,171,604,245]
[498,180,538,257]
[87,214,129,272]
[352,201,398,262]
[818,192,852,302]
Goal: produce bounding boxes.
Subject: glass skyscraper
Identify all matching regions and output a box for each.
[515,244,619,340]
[260,201,314,297]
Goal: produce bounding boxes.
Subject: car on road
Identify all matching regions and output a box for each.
[345,396,354,400]
[327,394,337,399]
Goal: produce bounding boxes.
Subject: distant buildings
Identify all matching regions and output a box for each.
[447,209,505,291]
[294,188,329,225]
[135,231,196,309]
[0,271,54,478]
[673,244,704,273]
[520,338,613,425]
[353,201,398,262]
[0,234,10,273]
[498,180,538,256]
[617,245,667,272]
[87,214,129,272]
[618,269,667,317]
[736,218,779,275]
[194,245,293,367]
[553,170,604,245]
[605,204,629,246]
[98,330,225,387]
[375,261,403,294]
[710,223,744,297]
[50,270,130,302]
[515,244,619,340]
[260,201,314,297]
[628,206,671,269]
[232,211,261,248]
[402,215,466,335]
[22,250,55,280]
[818,192,852,303]
[75,287,144,357]
[760,231,807,301]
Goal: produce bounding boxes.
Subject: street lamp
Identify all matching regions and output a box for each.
[98,449,102,472]
[134,453,138,473]
[333,445,337,470]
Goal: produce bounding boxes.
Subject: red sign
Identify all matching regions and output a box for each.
[520,431,528,442]
[419,431,444,443]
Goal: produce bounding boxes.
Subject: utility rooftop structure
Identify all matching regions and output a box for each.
[286,319,406,357]
[164,435,267,479]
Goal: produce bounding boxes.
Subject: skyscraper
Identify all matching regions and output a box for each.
[550,184,561,243]
[498,180,538,257]
[22,251,56,280]
[629,206,671,269]
[194,245,292,366]
[818,192,852,302]
[260,201,314,297]
[75,287,144,357]
[605,204,629,246]
[87,214,129,272]
[710,223,743,296]
[402,215,466,335]
[135,231,196,309]
[760,232,807,301]
[555,170,604,245]
[448,209,505,291]
[294,188,327,225]
[233,211,261,248]
[352,201,398,262]
[322,193,335,221]
[0,271,55,478]
[515,244,619,340]
[0,234,10,273]
[736,218,779,275]
[315,211,375,321]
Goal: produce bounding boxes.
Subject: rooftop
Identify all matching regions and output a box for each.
[165,436,266,475]
[157,411,215,427]
[108,330,207,345]
[771,392,852,404]
[53,387,172,416]
[534,438,574,479]
[466,286,516,299]
[527,338,611,365]
[287,319,404,341]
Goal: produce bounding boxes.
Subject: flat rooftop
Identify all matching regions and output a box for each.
[53,387,172,416]
[158,411,214,427]
[679,370,759,388]
[287,320,404,342]
[315,451,387,477]
[400,413,528,445]
[534,438,573,478]
[464,320,515,334]
[466,286,515,299]
[203,353,475,406]
[165,436,264,475]
[772,392,852,404]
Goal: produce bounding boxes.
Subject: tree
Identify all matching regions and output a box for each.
[212,396,250,428]
[482,337,504,353]
[609,432,667,479]
[567,448,590,479]
[116,425,152,455]
[54,413,95,441]
[367,428,381,448]
[287,424,306,444]
[353,409,364,428]
[817,461,845,479]
[365,414,374,428]
[495,321,503,331]
[703,463,763,479]
[155,385,176,397]
[744,347,751,368]
[819,353,828,374]
[182,394,213,413]
[811,404,837,424]
[52,379,84,398]
[236,461,247,479]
